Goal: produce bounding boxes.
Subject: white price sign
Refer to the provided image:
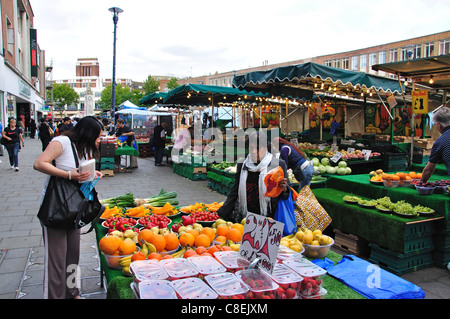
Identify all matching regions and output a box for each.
[361,149,372,161]
[347,148,355,154]
[331,151,343,163]
[239,213,284,274]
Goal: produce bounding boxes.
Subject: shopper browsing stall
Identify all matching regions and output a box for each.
[273,137,314,190]
[217,131,290,223]
[421,107,450,181]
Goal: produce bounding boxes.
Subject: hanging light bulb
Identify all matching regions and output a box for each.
[429,75,434,84]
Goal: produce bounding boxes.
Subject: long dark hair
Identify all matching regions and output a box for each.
[274,137,307,159]
[65,116,102,160]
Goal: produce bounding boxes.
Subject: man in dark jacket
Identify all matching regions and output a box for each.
[152,122,167,166]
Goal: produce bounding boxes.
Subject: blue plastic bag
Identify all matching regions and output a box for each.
[80,176,100,200]
[274,194,297,236]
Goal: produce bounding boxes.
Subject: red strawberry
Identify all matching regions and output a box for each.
[286,288,296,299]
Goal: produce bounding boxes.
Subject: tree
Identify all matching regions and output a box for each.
[167,77,180,90]
[51,83,79,118]
[143,75,160,95]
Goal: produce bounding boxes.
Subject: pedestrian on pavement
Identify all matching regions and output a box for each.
[0,120,4,156]
[2,117,25,171]
[421,106,450,181]
[38,118,53,151]
[152,121,167,166]
[33,115,103,299]
[30,118,37,139]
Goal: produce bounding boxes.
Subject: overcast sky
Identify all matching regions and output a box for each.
[31,0,450,82]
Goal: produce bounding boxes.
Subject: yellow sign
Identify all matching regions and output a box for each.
[412,90,428,114]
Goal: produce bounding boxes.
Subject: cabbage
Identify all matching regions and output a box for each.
[321,158,330,166]
[327,166,337,174]
[346,167,352,175]
[337,167,347,175]
[312,158,320,166]
[338,161,347,168]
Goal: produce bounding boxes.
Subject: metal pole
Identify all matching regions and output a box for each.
[109,7,123,126]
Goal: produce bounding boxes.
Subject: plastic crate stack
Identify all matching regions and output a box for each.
[99,138,116,177]
[207,167,235,196]
[172,155,207,181]
[368,221,436,276]
[433,218,450,269]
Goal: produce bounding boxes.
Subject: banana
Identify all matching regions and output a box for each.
[146,242,157,254]
[122,266,130,275]
[140,242,149,257]
[119,255,132,267]
[172,248,186,258]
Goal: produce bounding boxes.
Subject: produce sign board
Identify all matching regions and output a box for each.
[239,212,284,274]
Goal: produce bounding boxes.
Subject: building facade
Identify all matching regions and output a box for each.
[0,0,46,133]
[179,30,450,88]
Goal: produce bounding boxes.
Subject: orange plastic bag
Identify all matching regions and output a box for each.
[264,166,285,197]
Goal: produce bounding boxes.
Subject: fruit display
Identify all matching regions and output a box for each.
[125,206,152,218]
[294,228,334,259]
[235,269,279,299]
[138,214,171,230]
[311,157,352,175]
[98,235,139,270]
[280,234,304,253]
[131,280,178,299]
[342,195,435,218]
[100,206,124,219]
[204,272,249,299]
[369,169,385,182]
[414,180,450,195]
[283,257,327,297]
[103,216,139,233]
[269,263,303,299]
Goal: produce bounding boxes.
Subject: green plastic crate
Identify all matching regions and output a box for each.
[100,157,115,164]
[369,243,434,276]
[100,163,114,170]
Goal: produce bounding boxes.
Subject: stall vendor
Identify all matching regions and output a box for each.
[217,131,290,223]
[421,107,450,182]
[116,118,135,146]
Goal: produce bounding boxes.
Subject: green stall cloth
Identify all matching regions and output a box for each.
[326,174,388,199]
[312,187,444,253]
[115,145,140,157]
[410,163,448,176]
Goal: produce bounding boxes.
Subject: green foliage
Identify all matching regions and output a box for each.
[99,84,144,110]
[167,77,180,90]
[143,75,160,95]
[51,83,79,110]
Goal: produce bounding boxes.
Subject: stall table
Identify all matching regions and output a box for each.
[115,146,140,172]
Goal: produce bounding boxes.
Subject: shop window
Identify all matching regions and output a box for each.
[351,56,358,70]
[359,54,367,71]
[341,57,349,70]
[389,49,398,63]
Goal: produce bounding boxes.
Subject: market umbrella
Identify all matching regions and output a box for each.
[140,92,169,105]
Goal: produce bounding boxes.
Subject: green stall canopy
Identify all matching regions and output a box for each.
[232,62,403,99]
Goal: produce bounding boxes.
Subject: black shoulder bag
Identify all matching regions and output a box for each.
[37,143,105,233]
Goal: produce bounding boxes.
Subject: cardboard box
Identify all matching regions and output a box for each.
[415,139,434,149]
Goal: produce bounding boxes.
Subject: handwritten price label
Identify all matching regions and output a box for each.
[239,213,283,273]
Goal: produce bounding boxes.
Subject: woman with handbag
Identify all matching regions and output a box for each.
[2,118,25,171]
[217,131,291,223]
[34,116,103,299]
[38,118,53,151]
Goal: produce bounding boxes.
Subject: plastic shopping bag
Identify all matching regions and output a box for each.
[264,166,284,197]
[274,194,297,236]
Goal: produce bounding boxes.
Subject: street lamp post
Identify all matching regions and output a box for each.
[109,7,123,126]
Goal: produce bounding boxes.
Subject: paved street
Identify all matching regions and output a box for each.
[0,137,448,299]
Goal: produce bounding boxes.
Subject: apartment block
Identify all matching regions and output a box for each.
[0,0,46,132]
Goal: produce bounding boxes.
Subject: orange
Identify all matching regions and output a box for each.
[215,235,227,243]
[221,246,232,251]
[186,228,199,239]
[138,229,154,245]
[179,232,195,247]
[200,227,216,242]
[148,252,162,261]
[409,171,417,179]
[99,236,122,255]
[416,173,422,179]
[195,246,208,255]
[207,245,223,255]
[227,228,243,243]
[131,251,147,262]
[162,254,174,259]
[149,234,166,252]
[183,249,199,258]
[201,252,213,257]
[119,238,137,255]
[231,223,244,233]
[391,175,400,181]
[195,234,211,248]
[164,232,180,251]
[216,224,231,237]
